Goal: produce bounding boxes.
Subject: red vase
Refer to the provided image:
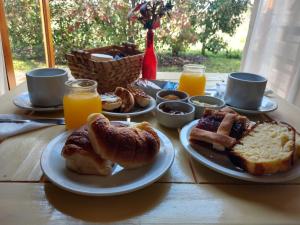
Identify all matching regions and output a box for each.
[142,29,157,80]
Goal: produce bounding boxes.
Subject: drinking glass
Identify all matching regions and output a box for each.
[178,64,206,96]
[63,79,102,129]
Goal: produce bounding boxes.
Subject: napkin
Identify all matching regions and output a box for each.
[0,114,56,142]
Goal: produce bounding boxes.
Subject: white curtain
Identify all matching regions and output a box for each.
[0,35,8,95]
[242,0,300,107]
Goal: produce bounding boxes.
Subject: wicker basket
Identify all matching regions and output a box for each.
[66,43,143,93]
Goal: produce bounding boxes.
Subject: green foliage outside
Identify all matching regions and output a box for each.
[4,0,44,59]
[13,51,242,75]
[4,0,250,73]
[189,0,248,55]
[158,50,242,72]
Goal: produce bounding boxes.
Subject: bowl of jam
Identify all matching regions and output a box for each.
[156,101,195,128]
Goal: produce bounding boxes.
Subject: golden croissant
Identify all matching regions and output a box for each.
[87,113,160,169]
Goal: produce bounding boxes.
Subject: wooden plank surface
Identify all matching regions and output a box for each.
[0,83,195,183]
[0,126,65,181]
[1,74,300,224]
[1,80,300,184]
[1,182,300,225]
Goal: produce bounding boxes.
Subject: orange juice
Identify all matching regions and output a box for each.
[63,79,101,130]
[178,64,206,96]
[63,93,101,129]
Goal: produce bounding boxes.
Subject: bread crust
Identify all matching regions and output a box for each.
[229,122,296,175]
[87,113,160,169]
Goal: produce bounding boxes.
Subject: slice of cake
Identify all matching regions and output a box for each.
[230,122,296,175]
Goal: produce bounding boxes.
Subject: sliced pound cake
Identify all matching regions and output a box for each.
[230,122,296,175]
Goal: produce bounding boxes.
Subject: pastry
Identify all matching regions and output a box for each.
[61,126,113,176]
[190,127,237,149]
[213,113,237,151]
[114,87,135,113]
[220,106,238,114]
[230,122,296,175]
[190,108,251,151]
[87,113,160,169]
[127,85,151,107]
[101,93,122,111]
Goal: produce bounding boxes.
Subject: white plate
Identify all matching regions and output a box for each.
[228,96,278,114]
[41,127,175,196]
[180,120,300,183]
[13,92,63,112]
[102,97,156,118]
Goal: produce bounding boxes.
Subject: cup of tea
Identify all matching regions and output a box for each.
[26,68,68,107]
[224,72,267,110]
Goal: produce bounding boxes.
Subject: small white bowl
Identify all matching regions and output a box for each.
[156,101,195,128]
[188,96,225,118]
[156,90,189,104]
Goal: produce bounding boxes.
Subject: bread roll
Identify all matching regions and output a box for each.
[127,85,151,107]
[101,93,122,111]
[61,126,113,176]
[87,113,160,169]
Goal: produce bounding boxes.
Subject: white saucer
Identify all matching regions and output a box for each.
[228,96,278,114]
[41,127,175,196]
[13,92,63,112]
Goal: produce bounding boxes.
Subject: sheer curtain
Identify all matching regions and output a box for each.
[242,0,300,107]
[0,35,8,95]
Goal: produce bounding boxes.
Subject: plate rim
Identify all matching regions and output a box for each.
[227,96,278,114]
[40,125,175,196]
[102,96,156,117]
[13,92,63,112]
[180,120,300,183]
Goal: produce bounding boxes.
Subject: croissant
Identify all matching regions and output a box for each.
[87,113,160,169]
[61,126,113,176]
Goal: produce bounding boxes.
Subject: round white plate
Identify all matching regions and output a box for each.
[180,120,300,183]
[41,127,175,196]
[228,96,278,114]
[13,92,63,112]
[102,97,156,118]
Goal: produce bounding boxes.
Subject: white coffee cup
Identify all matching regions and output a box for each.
[26,68,68,107]
[224,72,267,110]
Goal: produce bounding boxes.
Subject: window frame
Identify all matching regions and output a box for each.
[0,0,55,90]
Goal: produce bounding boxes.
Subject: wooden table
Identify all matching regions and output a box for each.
[1,73,300,225]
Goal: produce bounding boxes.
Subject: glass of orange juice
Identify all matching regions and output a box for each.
[63,79,102,130]
[178,64,206,96]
